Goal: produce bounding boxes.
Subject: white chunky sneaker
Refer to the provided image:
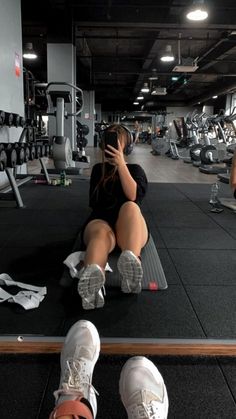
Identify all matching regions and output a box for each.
[117,250,143,293]
[78,264,105,310]
[119,356,169,419]
[53,320,100,418]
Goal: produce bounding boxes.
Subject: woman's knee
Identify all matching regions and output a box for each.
[84,220,114,244]
[119,201,140,218]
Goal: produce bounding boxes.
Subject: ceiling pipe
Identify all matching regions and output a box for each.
[188,80,236,106]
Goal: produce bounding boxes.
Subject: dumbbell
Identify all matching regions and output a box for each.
[12,113,20,128]
[4,112,14,127]
[15,143,30,163]
[19,116,25,127]
[0,144,7,171]
[0,149,7,171]
[27,143,36,160]
[0,143,17,168]
[11,143,25,165]
[0,110,5,126]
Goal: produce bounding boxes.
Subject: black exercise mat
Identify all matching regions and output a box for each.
[60,233,168,290]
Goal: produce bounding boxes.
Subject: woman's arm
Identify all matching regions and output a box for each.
[105,142,137,201]
[117,163,137,201]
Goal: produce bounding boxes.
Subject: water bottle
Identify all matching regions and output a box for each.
[60,170,66,186]
[209,182,219,204]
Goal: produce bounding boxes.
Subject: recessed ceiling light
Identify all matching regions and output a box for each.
[141,83,150,93]
[23,42,37,59]
[186,0,208,21]
[161,45,174,62]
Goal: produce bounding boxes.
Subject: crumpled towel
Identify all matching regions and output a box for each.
[0,273,47,310]
[63,251,113,278]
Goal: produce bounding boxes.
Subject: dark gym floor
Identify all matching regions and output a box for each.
[2,354,236,418]
[0,177,235,339]
[1,174,236,418]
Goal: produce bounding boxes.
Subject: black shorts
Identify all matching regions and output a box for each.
[234,189,236,199]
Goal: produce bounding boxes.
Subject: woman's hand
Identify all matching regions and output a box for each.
[105,140,126,167]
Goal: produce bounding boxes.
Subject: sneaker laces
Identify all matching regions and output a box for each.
[128,390,164,419]
[54,358,99,401]
[130,401,163,419]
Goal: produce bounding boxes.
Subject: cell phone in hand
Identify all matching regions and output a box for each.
[103,131,118,150]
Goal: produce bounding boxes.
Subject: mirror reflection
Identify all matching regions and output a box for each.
[0,0,236,342]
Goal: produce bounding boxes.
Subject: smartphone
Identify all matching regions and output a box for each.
[103,131,118,150]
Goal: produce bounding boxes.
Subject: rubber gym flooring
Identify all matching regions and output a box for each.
[2,354,236,418]
[0,177,235,338]
[1,176,236,418]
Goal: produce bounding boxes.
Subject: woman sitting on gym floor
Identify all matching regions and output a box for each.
[77,123,149,310]
[230,150,236,199]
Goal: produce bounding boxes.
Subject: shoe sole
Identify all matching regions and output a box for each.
[78,266,105,310]
[117,251,143,294]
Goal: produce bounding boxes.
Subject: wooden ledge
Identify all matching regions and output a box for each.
[1,337,236,356]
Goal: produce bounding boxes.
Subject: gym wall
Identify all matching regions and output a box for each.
[0,0,25,186]
[0,0,24,142]
[166,106,199,127]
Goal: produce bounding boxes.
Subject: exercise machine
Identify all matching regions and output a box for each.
[46,82,89,172]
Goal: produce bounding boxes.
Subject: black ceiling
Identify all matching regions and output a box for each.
[21,0,236,112]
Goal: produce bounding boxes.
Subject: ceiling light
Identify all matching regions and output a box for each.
[141,83,150,93]
[23,42,37,59]
[186,0,208,21]
[171,76,179,81]
[133,102,139,105]
[160,45,174,63]
[149,76,158,81]
[151,87,167,96]
[212,95,218,99]
[137,95,144,100]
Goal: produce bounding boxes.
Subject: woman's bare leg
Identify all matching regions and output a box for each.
[83,219,116,269]
[115,201,148,256]
[78,220,116,309]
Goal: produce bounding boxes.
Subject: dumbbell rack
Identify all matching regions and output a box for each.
[0,158,50,209]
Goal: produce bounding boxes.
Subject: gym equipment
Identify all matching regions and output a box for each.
[0,144,17,168]
[19,116,25,127]
[60,233,168,290]
[12,113,20,128]
[46,81,84,170]
[4,112,14,127]
[72,121,90,164]
[0,110,5,126]
[14,144,25,165]
[0,148,7,171]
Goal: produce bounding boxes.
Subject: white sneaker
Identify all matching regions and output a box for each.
[117,250,143,293]
[53,320,100,418]
[78,264,105,310]
[119,356,169,419]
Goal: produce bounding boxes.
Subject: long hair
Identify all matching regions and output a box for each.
[93,124,129,198]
